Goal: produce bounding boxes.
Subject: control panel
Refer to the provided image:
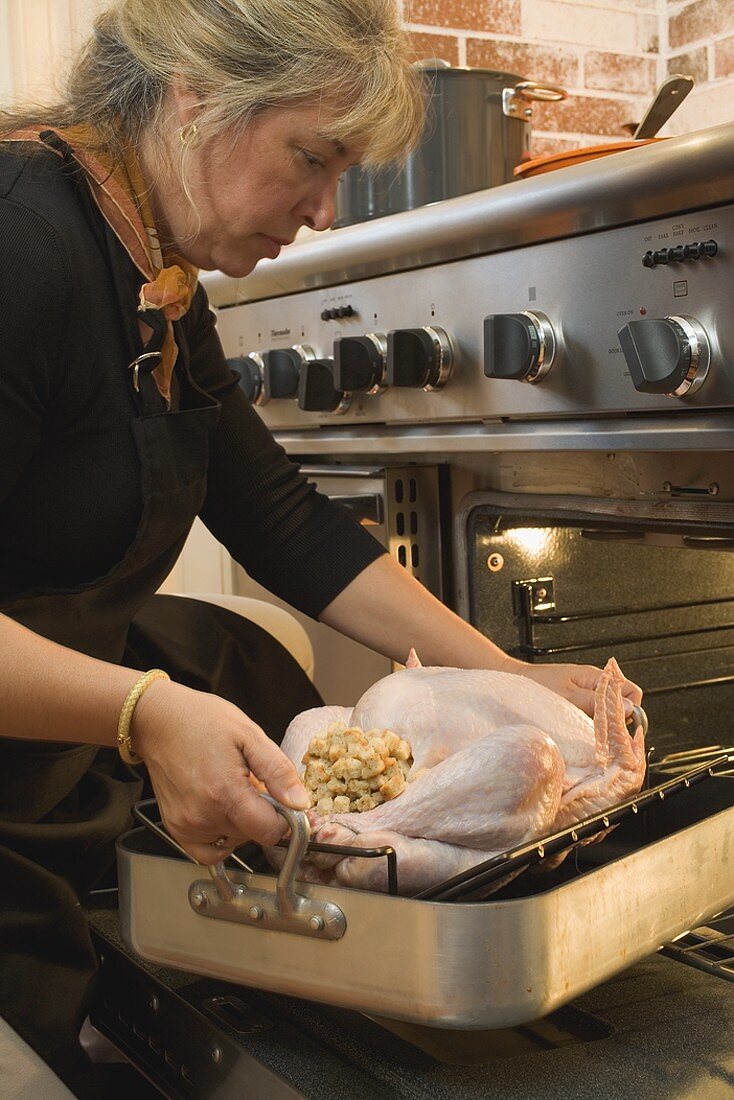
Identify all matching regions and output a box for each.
[214,206,732,429]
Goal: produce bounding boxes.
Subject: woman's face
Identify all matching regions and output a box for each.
[147,100,359,277]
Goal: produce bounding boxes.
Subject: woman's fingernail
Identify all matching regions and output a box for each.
[286,785,311,810]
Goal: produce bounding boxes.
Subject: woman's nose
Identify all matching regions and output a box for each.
[298,181,338,233]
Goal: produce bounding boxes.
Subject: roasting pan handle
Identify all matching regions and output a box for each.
[630,705,648,738]
[189,794,347,940]
[208,794,308,914]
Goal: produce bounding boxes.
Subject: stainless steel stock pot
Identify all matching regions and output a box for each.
[333,62,567,228]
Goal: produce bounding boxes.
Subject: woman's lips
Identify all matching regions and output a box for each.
[260,234,286,259]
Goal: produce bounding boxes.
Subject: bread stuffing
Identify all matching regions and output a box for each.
[302,725,413,814]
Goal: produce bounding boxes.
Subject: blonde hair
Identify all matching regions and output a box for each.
[0,0,424,168]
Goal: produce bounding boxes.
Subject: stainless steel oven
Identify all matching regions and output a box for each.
[210,120,734,726]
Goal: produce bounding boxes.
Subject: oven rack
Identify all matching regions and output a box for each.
[131,754,726,905]
[662,917,734,984]
[515,587,734,661]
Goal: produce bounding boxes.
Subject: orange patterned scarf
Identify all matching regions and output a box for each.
[2,125,198,404]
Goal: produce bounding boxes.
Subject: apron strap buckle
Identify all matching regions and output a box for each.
[128,351,164,392]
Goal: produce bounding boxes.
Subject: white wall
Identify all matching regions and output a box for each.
[0,2,13,106]
[1,0,104,106]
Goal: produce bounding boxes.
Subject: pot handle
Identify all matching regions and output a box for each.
[503,81,568,120]
[413,57,453,70]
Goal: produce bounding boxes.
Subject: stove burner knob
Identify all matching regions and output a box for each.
[298,359,351,414]
[617,316,710,397]
[228,353,267,405]
[483,311,556,383]
[262,347,306,400]
[386,327,453,390]
[333,334,388,394]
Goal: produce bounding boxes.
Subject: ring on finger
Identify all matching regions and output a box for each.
[212,834,230,849]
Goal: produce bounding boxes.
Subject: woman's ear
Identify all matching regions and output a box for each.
[169,74,202,129]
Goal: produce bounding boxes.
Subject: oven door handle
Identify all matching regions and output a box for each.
[299,465,384,478]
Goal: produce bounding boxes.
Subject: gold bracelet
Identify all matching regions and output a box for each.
[117,669,170,765]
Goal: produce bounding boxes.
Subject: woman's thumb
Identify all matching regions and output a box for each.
[245,731,311,810]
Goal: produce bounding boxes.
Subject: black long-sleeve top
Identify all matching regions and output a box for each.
[0,145,384,622]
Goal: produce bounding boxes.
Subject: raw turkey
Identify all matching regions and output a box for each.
[277,656,645,895]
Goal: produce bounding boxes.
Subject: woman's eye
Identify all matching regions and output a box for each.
[301,149,325,169]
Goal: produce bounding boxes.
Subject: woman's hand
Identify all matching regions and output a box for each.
[132,679,310,864]
[508,659,643,719]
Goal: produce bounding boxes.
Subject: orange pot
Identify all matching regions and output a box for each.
[513,138,664,179]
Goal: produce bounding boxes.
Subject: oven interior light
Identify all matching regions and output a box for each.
[503,527,553,557]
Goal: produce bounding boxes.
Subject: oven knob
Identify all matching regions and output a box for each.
[262,345,316,400]
[386,326,453,390]
[617,315,710,397]
[483,312,556,383]
[298,359,351,414]
[229,353,266,405]
[333,334,388,394]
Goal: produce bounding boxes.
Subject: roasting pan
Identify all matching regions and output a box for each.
[117,763,734,1030]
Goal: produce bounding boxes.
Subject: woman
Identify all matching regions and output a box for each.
[0,0,642,1091]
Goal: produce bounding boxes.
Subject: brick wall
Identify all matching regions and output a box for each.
[402,0,734,157]
[665,0,734,134]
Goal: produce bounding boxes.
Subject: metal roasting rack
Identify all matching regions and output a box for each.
[132,798,400,896]
[414,755,728,901]
[131,751,727,906]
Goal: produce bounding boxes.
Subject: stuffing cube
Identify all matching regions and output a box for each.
[360,755,386,779]
[380,772,407,801]
[305,760,329,787]
[332,755,362,780]
[383,731,401,754]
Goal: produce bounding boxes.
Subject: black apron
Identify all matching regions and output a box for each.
[0,176,321,1089]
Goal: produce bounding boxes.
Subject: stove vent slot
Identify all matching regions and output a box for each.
[386,468,443,600]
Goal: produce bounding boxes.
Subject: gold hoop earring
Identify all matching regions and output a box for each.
[178,122,199,145]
